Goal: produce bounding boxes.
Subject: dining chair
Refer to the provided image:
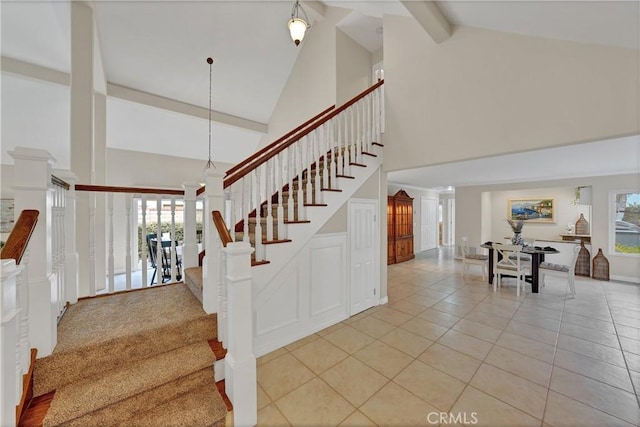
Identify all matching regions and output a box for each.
[492,243,529,296]
[460,237,489,280]
[540,245,580,298]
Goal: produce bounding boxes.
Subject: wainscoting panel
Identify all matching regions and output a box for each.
[254,233,348,357]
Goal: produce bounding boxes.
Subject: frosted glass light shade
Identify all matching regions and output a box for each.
[288,17,308,46]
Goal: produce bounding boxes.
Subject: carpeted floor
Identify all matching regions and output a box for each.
[33,283,227,427]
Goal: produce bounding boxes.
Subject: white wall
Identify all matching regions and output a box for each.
[382,16,640,172]
[456,174,640,283]
[387,184,439,254]
[336,29,372,105]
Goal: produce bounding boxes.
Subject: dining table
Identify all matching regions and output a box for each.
[481,243,560,293]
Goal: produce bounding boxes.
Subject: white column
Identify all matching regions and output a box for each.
[202,168,224,314]
[53,170,79,304]
[1,259,20,427]
[182,182,200,269]
[223,242,257,427]
[9,147,57,356]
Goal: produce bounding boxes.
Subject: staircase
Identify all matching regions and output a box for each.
[23,284,227,426]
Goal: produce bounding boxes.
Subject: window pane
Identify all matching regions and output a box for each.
[615,192,640,254]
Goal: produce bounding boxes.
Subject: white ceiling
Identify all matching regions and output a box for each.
[1,1,638,183]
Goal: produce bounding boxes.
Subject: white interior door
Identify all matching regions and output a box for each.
[421,197,438,251]
[349,199,378,315]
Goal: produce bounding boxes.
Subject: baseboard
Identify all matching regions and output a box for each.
[379,296,389,305]
[610,275,640,284]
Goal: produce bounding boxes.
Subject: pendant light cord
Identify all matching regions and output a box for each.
[205,57,216,169]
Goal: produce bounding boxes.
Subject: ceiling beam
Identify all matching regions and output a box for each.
[1,56,70,86]
[400,1,452,44]
[107,83,267,134]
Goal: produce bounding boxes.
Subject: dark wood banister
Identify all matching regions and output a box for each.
[211,211,233,247]
[75,184,184,196]
[223,80,384,189]
[225,105,335,177]
[51,174,70,190]
[0,210,39,265]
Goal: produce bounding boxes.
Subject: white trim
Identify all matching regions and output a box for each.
[610,275,640,284]
[609,189,640,257]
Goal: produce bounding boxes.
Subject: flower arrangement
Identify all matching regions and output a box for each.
[507,219,524,233]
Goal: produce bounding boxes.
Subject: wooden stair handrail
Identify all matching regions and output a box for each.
[0,210,39,265]
[75,184,184,196]
[223,80,384,189]
[212,211,233,247]
[51,174,70,190]
[225,105,335,177]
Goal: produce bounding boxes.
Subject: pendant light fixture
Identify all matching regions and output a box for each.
[204,57,216,170]
[288,1,310,46]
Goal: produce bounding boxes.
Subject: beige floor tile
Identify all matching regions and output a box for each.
[350,315,397,339]
[316,321,347,337]
[418,342,482,383]
[559,321,621,349]
[284,333,320,351]
[388,286,418,300]
[557,334,626,368]
[550,366,640,425]
[323,324,376,354]
[562,312,616,334]
[619,336,640,355]
[432,301,475,317]
[472,301,519,319]
[415,288,453,301]
[629,370,640,395]
[470,363,547,419]
[275,378,354,426]
[257,347,287,366]
[394,359,466,411]
[614,314,640,328]
[553,348,634,393]
[407,294,442,307]
[359,381,440,427]
[544,390,635,427]
[464,310,511,330]
[354,340,414,379]
[437,329,493,360]
[343,309,374,325]
[257,353,315,400]
[450,386,541,427]
[617,324,640,340]
[624,351,640,373]
[291,337,348,374]
[418,308,461,328]
[506,319,558,346]
[512,311,561,332]
[388,299,428,316]
[453,318,503,343]
[257,384,271,410]
[320,356,388,406]
[485,345,552,387]
[338,410,376,426]
[518,304,563,320]
[257,403,291,426]
[496,331,555,364]
[400,317,450,341]
[370,307,413,326]
[379,327,434,357]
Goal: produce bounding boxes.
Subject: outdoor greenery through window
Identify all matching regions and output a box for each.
[613,192,640,254]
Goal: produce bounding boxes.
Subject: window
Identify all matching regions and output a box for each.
[612,191,640,255]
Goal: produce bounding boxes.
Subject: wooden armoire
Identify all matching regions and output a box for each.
[387,190,415,264]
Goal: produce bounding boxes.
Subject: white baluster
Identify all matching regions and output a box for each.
[17,249,30,375]
[141,197,148,287]
[329,120,337,187]
[107,192,115,293]
[296,142,304,221]
[156,196,163,284]
[276,152,286,239]
[254,167,263,261]
[125,194,132,290]
[287,147,295,221]
[88,191,96,296]
[359,99,365,160]
[170,197,177,282]
[312,129,321,205]
[350,105,356,171]
[243,176,250,243]
[322,123,329,190]
[217,236,227,347]
[1,259,21,426]
[266,158,274,241]
[306,134,313,205]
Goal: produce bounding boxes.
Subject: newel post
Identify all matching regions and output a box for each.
[54,170,79,304]
[1,259,20,427]
[223,241,256,427]
[182,182,200,269]
[9,147,57,356]
[202,168,224,314]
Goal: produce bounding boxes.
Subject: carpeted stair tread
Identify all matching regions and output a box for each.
[122,372,226,427]
[35,284,217,395]
[42,341,215,426]
[63,368,217,427]
[184,266,203,303]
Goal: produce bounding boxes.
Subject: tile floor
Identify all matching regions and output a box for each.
[256,247,640,426]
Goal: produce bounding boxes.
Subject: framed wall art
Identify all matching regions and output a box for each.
[508,198,555,223]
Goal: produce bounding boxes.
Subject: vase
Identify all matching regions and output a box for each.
[592,248,610,281]
[575,213,589,235]
[575,241,590,277]
[511,232,523,245]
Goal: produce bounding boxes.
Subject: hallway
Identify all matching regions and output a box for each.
[255,247,640,426]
